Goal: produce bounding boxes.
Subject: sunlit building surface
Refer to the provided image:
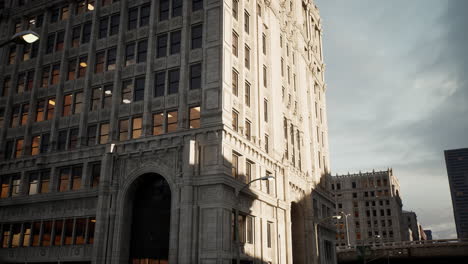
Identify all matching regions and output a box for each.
[445,148,468,240]
[0,0,334,263]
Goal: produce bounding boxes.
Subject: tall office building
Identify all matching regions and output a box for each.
[0,0,333,263]
[445,148,468,239]
[330,169,407,247]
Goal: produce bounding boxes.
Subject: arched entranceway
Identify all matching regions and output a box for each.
[291,202,306,264]
[128,173,171,264]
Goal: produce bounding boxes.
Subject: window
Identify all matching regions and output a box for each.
[121,77,145,104]
[91,163,101,188]
[232,69,238,96]
[170,30,181,54]
[246,216,253,244]
[0,174,21,198]
[263,66,267,87]
[267,222,272,248]
[55,31,65,52]
[91,84,113,110]
[232,31,238,56]
[2,77,11,97]
[31,136,40,155]
[154,71,166,97]
[87,125,97,146]
[244,45,250,69]
[262,34,267,55]
[110,14,120,36]
[245,161,252,183]
[137,40,148,63]
[153,113,164,135]
[64,219,73,245]
[75,218,86,245]
[40,133,51,154]
[232,110,238,131]
[232,152,239,178]
[51,64,60,85]
[192,0,203,11]
[15,138,23,157]
[244,11,250,33]
[187,63,202,90]
[94,52,105,74]
[78,56,88,78]
[0,108,4,128]
[245,120,251,140]
[132,117,143,139]
[160,0,169,21]
[352,182,357,188]
[128,8,138,29]
[99,123,109,144]
[67,58,78,80]
[27,170,50,195]
[264,99,268,122]
[168,69,180,94]
[68,128,79,150]
[46,34,55,54]
[172,0,183,17]
[232,0,238,20]
[62,95,72,116]
[53,220,63,245]
[140,4,150,27]
[58,166,82,192]
[71,26,81,48]
[265,134,269,153]
[167,110,178,133]
[157,34,168,58]
[17,72,25,93]
[119,119,129,141]
[125,42,136,66]
[3,141,14,160]
[8,46,16,64]
[245,81,251,107]
[189,106,201,129]
[191,24,203,49]
[82,22,92,44]
[106,47,117,70]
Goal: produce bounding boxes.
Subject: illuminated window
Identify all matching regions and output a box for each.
[87,217,96,244]
[46,98,55,120]
[31,136,40,156]
[152,113,164,135]
[189,106,201,129]
[15,139,24,158]
[51,64,60,85]
[99,123,109,144]
[132,117,143,139]
[58,168,70,192]
[119,119,129,141]
[1,224,10,248]
[94,51,105,73]
[11,224,21,248]
[63,94,72,116]
[20,104,29,126]
[167,111,178,133]
[21,223,31,247]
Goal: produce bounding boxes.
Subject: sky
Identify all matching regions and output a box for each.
[315,0,468,239]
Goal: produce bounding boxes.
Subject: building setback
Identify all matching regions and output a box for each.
[0,0,335,264]
[330,169,406,247]
[445,148,468,239]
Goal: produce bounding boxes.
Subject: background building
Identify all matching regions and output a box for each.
[330,169,406,246]
[445,148,468,240]
[401,210,422,241]
[0,0,334,263]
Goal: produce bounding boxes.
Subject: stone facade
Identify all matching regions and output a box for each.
[0,0,334,263]
[329,170,406,247]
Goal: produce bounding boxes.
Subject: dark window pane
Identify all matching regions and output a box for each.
[191,24,203,49]
[168,69,179,94]
[128,8,138,29]
[140,4,150,26]
[190,63,201,90]
[137,40,148,63]
[157,34,168,58]
[134,77,145,101]
[170,30,181,54]
[82,22,92,43]
[154,71,165,97]
[110,14,120,35]
[172,0,183,17]
[192,0,203,11]
[99,17,109,38]
[160,0,169,21]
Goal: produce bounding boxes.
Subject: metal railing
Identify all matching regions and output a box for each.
[336,238,468,252]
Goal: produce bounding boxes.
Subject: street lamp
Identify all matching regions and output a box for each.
[0,30,40,48]
[339,211,351,248]
[315,214,342,258]
[235,175,275,264]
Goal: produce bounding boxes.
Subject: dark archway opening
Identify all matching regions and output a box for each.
[129,174,171,264]
[291,202,306,264]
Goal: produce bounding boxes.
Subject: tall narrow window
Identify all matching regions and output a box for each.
[95,51,105,73]
[82,22,92,43]
[132,117,143,139]
[168,69,180,94]
[157,34,168,58]
[231,152,239,178]
[232,69,238,96]
[69,128,79,150]
[265,134,269,153]
[140,4,150,27]
[154,71,166,97]
[172,0,183,17]
[110,14,120,36]
[71,166,82,190]
[31,135,40,155]
[40,134,50,154]
[2,77,11,97]
[167,111,178,133]
[128,7,138,29]
[190,63,202,90]
[244,45,250,69]
[137,40,148,63]
[75,218,86,245]
[20,104,29,126]
[55,31,65,51]
[232,0,238,20]
[41,221,52,246]
[53,220,63,246]
[119,119,129,141]
[41,66,50,87]
[153,113,164,135]
[232,110,238,131]
[64,219,73,245]
[262,34,267,55]
[99,17,109,39]
[106,47,117,70]
[263,66,267,87]
[68,58,77,80]
[78,56,87,78]
[125,43,136,66]
[160,0,169,21]
[245,81,250,107]
[192,0,203,11]
[267,222,272,248]
[121,80,133,104]
[47,98,55,120]
[245,161,252,183]
[245,120,251,140]
[170,31,181,54]
[232,31,238,57]
[87,125,97,146]
[63,94,72,116]
[264,99,268,122]
[22,223,31,247]
[71,27,81,48]
[15,139,24,158]
[134,77,145,101]
[91,163,101,188]
[244,11,250,33]
[58,168,70,192]
[51,64,60,85]
[99,123,109,144]
[189,106,201,129]
[191,24,203,49]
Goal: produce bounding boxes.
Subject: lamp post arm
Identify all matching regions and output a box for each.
[236,177,267,196]
[0,40,13,49]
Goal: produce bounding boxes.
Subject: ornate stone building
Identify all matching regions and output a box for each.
[330,170,406,248]
[0,0,333,263]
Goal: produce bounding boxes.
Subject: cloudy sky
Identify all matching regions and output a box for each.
[315,0,468,239]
